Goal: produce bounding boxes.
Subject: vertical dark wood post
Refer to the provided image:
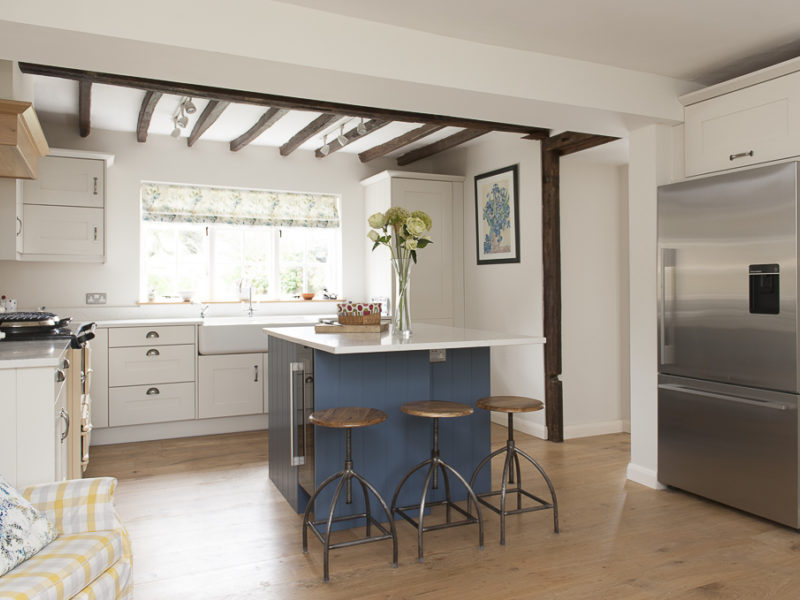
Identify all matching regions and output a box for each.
[541,148,564,442]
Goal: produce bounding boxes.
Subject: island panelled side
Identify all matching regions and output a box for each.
[267,335,491,521]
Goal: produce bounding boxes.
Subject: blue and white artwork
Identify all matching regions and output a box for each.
[475,165,520,264]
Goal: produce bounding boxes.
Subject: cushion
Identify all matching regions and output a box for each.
[0,476,58,577]
[72,554,133,600]
[0,529,126,600]
[23,478,123,536]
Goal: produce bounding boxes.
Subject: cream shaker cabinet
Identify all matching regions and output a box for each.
[0,150,113,262]
[0,348,70,488]
[684,69,800,177]
[361,171,465,328]
[107,325,196,427]
[198,353,267,418]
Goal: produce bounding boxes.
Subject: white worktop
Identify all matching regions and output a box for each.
[96,317,204,327]
[263,323,545,355]
[0,340,70,369]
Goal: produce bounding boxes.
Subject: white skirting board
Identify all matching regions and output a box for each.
[91,414,269,445]
[492,413,628,440]
[626,462,666,490]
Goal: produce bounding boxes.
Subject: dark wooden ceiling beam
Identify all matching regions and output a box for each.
[78,80,91,137]
[230,107,288,152]
[358,123,445,163]
[280,113,340,156]
[136,90,162,143]
[315,119,389,158]
[396,128,489,166]
[542,132,618,156]
[187,100,229,147]
[18,62,549,137]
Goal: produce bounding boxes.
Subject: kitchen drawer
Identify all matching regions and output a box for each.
[109,382,195,426]
[109,325,195,347]
[685,70,800,176]
[109,344,195,387]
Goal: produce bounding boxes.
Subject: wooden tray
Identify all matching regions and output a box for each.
[315,323,389,333]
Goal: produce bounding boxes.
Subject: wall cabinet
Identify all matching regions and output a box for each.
[0,149,112,262]
[684,70,800,176]
[198,353,266,418]
[361,171,465,327]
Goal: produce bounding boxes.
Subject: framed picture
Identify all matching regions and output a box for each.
[474,164,520,264]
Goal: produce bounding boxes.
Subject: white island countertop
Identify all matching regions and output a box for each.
[263,322,545,355]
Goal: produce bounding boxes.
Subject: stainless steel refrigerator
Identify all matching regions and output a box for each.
[657,161,800,528]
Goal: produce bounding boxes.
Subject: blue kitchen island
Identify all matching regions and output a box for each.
[265,323,545,523]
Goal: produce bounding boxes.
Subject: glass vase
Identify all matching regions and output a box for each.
[391,258,412,338]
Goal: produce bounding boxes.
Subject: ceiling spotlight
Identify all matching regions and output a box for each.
[356,118,367,135]
[177,115,189,128]
[170,124,182,138]
[182,97,197,114]
[337,124,347,146]
[320,134,330,156]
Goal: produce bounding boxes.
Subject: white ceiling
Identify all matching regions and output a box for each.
[272,0,800,85]
[27,1,799,163]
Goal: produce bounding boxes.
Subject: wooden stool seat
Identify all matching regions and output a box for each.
[476,396,544,413]
[401,400,473,419]
[309,407,387,429]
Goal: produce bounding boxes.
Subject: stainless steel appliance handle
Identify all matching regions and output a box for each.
[658,383,789,411]
[659,248,676,364]
[289,361,305,467]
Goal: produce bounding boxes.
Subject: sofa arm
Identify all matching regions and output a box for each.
[22,477,124,535]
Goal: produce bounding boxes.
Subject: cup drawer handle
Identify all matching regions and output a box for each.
[146,348,160,357]
[146,387,160,396]
[146,331,160,339]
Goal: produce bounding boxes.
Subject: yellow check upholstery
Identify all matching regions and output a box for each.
[0,478,132,600]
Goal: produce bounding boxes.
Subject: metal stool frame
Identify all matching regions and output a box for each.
[391,416,484,563]
[302,428,398,582]
[469,412,559,545]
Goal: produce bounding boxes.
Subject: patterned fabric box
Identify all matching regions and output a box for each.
[337,301,382,324]
[0,478,132,600]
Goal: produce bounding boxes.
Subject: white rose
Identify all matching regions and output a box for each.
[367,230,380,242]
[368,212,387,229]
[405,238,418,251]
[405,216,426,237]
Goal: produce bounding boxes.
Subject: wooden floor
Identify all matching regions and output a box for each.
[87,425,800,599]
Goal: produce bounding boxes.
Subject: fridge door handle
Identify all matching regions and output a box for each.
[658,383,789,411]
[289,361,306,467]
[659,248,677,365]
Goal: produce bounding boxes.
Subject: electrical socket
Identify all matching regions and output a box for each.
[429,348,447,363]
[85,292,107,305]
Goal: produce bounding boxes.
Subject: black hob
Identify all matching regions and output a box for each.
[0,312,95,348]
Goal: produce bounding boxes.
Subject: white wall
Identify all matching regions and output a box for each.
[627,124,673,488]
[561,159,630,437]
[0,121,410,311]
[430,134,629,438]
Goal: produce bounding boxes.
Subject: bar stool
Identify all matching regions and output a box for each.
[391,400,484,563]
[302,407,398,582]
[469,396,559,544]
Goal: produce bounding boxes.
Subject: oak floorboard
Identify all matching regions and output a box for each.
[86,426,800,599]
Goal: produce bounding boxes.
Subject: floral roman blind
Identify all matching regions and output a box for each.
[140,183,340,228]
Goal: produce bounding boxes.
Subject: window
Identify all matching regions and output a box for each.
[140,182,341,302]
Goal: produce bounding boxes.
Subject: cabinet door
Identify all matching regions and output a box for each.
[198,353,264,418]
[24,156,105,208]
[685,70,800,176]
[91,328,109,428]
[22,205,104,257]
[390,178,460,326]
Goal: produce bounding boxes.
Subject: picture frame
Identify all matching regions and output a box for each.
[474,164,520,265]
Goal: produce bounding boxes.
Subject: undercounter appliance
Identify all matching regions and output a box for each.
[0,312,96,478]
[657,162,800,528]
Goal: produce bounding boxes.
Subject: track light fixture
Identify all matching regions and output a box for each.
[320,134,330,156]
[336,124,347,146]
[356,118,367,135]
[171,97,194,138]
